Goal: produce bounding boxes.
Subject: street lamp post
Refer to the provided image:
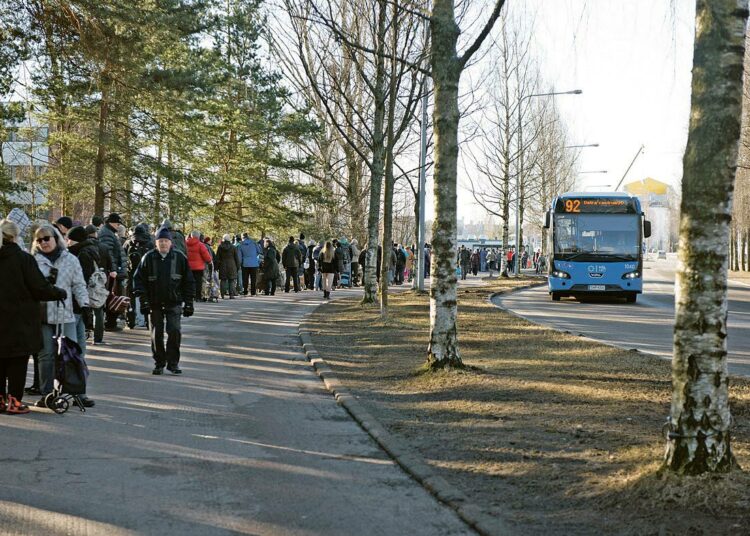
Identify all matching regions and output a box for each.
[514,89,582,276]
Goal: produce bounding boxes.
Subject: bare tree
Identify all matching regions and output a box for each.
[663,0,748,475]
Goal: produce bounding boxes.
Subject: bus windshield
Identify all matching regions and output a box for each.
[554,213,640,260]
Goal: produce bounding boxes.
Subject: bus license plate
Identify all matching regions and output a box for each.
[588,285,606,291]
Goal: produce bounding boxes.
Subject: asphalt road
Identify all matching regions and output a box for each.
[0,288,473,536]
[494,258,750,377]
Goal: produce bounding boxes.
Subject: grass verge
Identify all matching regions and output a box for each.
[309,277,750,535]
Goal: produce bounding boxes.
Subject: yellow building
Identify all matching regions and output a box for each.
[623,177,679,251]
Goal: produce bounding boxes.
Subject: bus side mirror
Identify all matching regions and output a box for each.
[544,212,550,229]
[644,220,652,238]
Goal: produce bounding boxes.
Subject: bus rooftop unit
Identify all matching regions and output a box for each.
[543,191,651,304]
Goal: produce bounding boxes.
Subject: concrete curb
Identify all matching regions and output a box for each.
[488,282,659,358]
[489,282,750,381]
[298,294,512,536]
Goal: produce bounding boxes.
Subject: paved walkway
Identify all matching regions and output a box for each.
[0,288,472,536]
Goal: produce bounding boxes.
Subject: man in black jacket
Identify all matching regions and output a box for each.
[282,236,303,293]
[133,227,194,375]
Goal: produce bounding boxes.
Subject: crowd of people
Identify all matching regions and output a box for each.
[457,245,547,279]
[0,211,379,415]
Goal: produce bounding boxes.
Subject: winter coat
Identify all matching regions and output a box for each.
[350,240,361,262]
[0,241,66,357]
[123,224,154,277]
[282,242,303,269]
[133,249,194,306]
[168,230,187,257]
[98,223,126,278]
[68,239,102,314]
[186,236,212,271]
[90,237,113,273]
[35,249,90,324]
[459,248,471,267]
[320,251,337,274]
[215,241,241,280]
[261,246,281,280]
[238,238,262,268]
[335,245,345,272]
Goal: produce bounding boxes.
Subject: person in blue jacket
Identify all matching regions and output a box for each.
[238,232,262,296]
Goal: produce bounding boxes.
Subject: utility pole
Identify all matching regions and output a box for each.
[514,89,582,275]
[416,18,429,292]
[615,145,644,191]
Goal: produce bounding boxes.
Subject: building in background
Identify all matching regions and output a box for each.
[1,103,49,210]
[623,177,679,252]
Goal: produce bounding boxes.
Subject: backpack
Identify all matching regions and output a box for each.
[88,261,109,308]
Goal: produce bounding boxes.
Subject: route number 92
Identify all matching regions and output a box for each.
[565,199,581,213]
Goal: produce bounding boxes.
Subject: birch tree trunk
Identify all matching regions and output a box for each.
[362,0,388,305]
[426,1,462,368]
[664,0,748,475]
[426,0,505,368]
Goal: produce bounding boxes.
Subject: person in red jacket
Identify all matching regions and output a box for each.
[186,230,212,302]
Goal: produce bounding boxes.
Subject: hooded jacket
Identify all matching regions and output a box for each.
[215,241,241,280]
[186,236,212,271]
[68,238,102,314]
[34,248,89,324]
[238,238,262,268]
[99,223,126,278]
[124,224,154,276]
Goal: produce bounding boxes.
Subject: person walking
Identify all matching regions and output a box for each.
[305,240,316,290]
[32,224,90,405]
[486,249,497,277]
[133,227,194,375]
[98,213,127,331]
[458,245,471,280]
[187,230,212,302]
[215,234,241,299]
[320,241,337,299]
[261,238,280,295]
[470,249,480,276]
[350,239,361,286]
[238,233,262,296]
[282,236,303,293]
[0,220,67,414]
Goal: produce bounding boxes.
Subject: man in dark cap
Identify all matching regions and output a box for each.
[99,213,127,331]
[54,216,73,237]
[90,215,104,228]
[133,227,194,375]
[159,218,187,257]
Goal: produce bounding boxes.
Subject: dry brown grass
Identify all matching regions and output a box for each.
[310,277,750,535]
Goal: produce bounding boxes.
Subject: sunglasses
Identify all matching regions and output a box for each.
[36,236,54,244]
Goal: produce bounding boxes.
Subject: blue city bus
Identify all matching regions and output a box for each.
[543,192,651,303]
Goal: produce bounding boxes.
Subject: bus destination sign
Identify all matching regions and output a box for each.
[555,197,637,214]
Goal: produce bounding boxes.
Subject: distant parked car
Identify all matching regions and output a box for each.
[657,250,667,259]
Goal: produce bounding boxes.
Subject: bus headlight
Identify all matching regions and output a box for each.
[622,271,640,279]
[551,270,571,279]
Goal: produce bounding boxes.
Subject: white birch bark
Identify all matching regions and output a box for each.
[664,0,748,474]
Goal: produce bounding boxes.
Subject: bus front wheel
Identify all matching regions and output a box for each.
[551,292,561,302]
[626,293,637,304]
